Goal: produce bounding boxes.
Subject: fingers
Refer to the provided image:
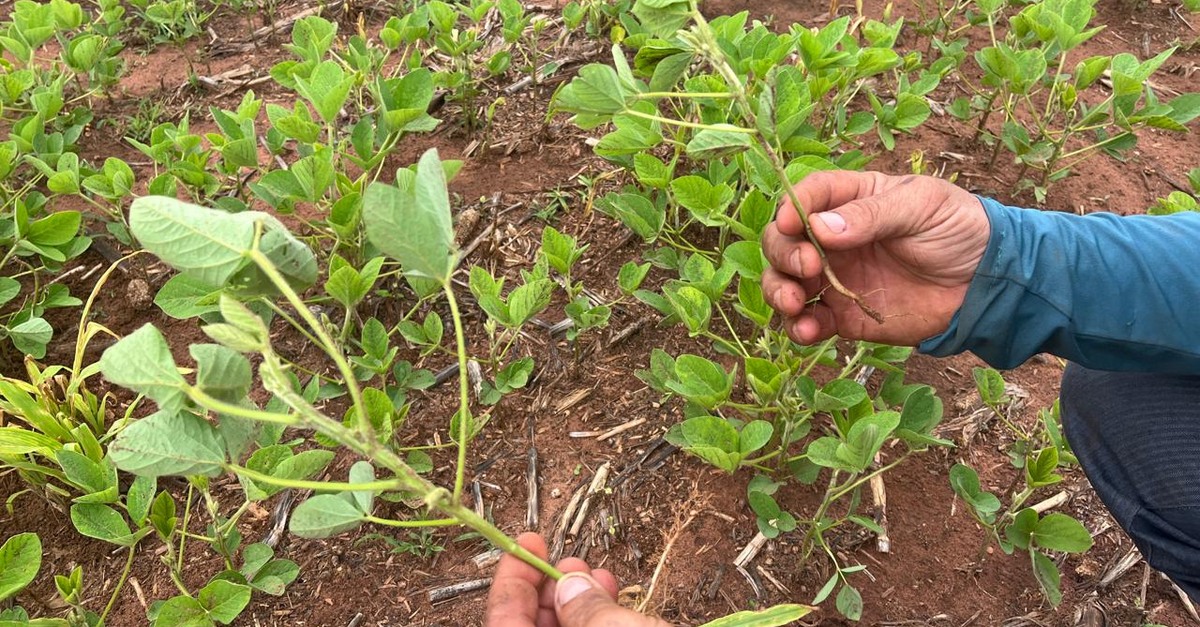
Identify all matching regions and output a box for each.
[762,223,822,281]
[781,302,838,345]
[486,533,550,627]
[554,573,673,627]
[590,569,620,600]
[777,170,881,236]
[762,266,808,317]
[537,557,599,611]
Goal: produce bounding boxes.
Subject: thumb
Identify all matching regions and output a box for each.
[555,573,667,627]
[809,192,912,251]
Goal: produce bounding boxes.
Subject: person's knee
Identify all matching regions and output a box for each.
[1130,507,1200,603]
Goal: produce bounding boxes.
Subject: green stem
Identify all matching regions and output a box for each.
[635,91,737,100]
[444,282,473,502]
[364,514,460,528]
[687,8,883,324]
[248,248,373,442]
[186,388,299,425]
[799,337,839,378]
[624,108,755,133]
[98,546,136,626]
[223,252,566,584]
[231,465,405,492]
[177,484,193,574]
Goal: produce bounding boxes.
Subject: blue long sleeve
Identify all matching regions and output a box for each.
[918,197,1200,373]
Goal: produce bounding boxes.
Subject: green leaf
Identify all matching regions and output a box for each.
[1005,507,1038,551]
[632,0,692,37]
[739,420,773,454]
[0,278,20,308]
[26,211,81,247]
[598,192,664,242]
[243,448,334,501]
[552,63,630,118]
[152,596,211,627]
[723,241,765,279]
[811,573,839,605]
[670,176,734,227]
[1031,550,1063,606]
[1026,446,1062,488]
[617,261,651,294]
[109,410,226,477]
[667,355,731,409]
[364,149,456,282]
[348,460,375,513]
[290,494,367,538]
[100,324,186,412]
[127,475,157,527]
[9,317,52,359]
[0,427,61,456]
[130,197,316,294]
[663,284,711,336]
[813,379,867,412]
[191,344,252,403]
[0,533,41,602]
[835,584,863,621]
[837,411,900,472]
[56,449,118,502]
[197,579,251,625]
[697,605,814,627]
[1032,513,1093,553]
[972,367,1006,405]
[248,558,299,596]
[949,463,1001,520]
[496,357,535,391]
[949,463,983,498]
[70,503,149,547]
[507,279,554,327]
[680,415,738,453]
[154,274,221,319]
[294,61,353,124]
[686,126,752,160]
[1167,92,1200,124]
[633,154,672,188]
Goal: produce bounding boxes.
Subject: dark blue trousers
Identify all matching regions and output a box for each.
[1061,364,1200,601]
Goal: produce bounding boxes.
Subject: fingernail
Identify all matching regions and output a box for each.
[556,574,594,607]
[817,212,846,234]
[789,249,803,274]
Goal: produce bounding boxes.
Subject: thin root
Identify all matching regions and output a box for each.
[822,265,885,324]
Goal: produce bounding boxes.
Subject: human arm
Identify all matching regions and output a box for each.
[919,196,1200,373]
[762,171,1200,373]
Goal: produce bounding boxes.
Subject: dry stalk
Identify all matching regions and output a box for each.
[637,491,707,613]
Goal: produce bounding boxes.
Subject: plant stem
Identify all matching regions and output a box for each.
[235,251,565,583]
[248,248,373,442]
[444,282,473,502]
[687,8,884,324]
[624,108,755,133]
[364,514,460,528]
[177,483,193,574]
[636,91,737,100]
[98,546,136,626]
[231,465,404,492]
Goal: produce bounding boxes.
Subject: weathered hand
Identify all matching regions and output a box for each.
[762,171,990,346]
[485,533,671,627]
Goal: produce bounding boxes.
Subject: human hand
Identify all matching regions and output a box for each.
[762,171,990,346]
[485,533,672,627]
